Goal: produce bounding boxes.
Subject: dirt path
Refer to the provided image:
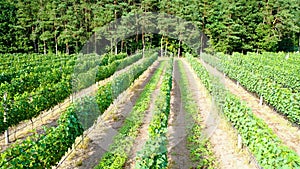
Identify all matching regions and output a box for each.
[199,58,300,156]
[57,60,161,169]
[124,66,165,169]
[167,60,193,169]
[182,59,256,169]
[0,57,146,151]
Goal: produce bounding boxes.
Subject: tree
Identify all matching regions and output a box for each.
[0,1,17,53]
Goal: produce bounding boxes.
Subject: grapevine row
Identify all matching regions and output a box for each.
[186,54,300,168]
[0,53,158,168]
[0,54,76,84]
[0,105,84,168]
[0,53,73,70]
[222,52,300,92]
[201,53,300,125]
[134,58,173,168]
[0,53,142,133]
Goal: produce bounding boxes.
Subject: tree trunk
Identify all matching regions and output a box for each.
[55,38,58,55]
[200,33,204,54]
[136,29,139,53]
[43,40,46,54]
[114,0,118,55]
[115,42,118,55]
[142,29,145,58]
[76,41,78,54]
[94,32,97,54]
[298,34,300,52]
[201,13,206,55]
[135,14,139,53]
[54,25,58,55]
[32,26,37,53]
[34,40,38,53]
[35,40,39,53]
[160,36,163,57]
[111,38,113,54]
[66,43,69,54]
[85,7,88,33]
[164,38,168,56]
[87,40,90,53]
[177,39,181,58]
[121,40,124,52]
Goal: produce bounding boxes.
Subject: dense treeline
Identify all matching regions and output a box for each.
[0,0,299,54]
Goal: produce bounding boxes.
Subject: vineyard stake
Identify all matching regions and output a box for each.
[259,96,263,106]
[3,92,9,144]
[238,134,243,149]
[14,128,16,141]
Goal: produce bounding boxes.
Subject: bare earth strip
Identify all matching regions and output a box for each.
[57,60,161,169]
[182,59,256,169]
[0,57,147,151]
[124,65,165,169]
[167,60,193,169]
[199,58,300,156]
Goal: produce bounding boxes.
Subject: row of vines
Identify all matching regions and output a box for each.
[186,54,300,168]
[0,53,158,168]
[200,52,300,126]
[0,53,139,133]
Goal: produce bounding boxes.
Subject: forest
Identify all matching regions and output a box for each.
[0,0,299,55]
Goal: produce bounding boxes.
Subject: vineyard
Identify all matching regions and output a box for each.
[0,51,300,169]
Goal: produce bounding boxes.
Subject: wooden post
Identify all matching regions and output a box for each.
[3,93,9,144]
[259,96,263,106]
[238,134,243,149]
[81,135,84,147]
[237,81,239,87]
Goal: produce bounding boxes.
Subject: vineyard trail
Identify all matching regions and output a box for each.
[200,58,300,156]
[181,59,257,169]
[124,64,165,169]
[57,60,161,169]
[167,60,193,168]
